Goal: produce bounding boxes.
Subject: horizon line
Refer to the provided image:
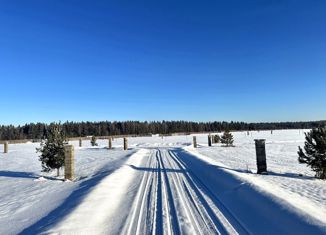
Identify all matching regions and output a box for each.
[1,119,325,127]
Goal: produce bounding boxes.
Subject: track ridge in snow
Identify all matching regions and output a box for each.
[168,150,250,235]
[122,148,245,235]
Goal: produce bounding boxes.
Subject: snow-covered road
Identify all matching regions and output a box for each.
[122,148,245,235]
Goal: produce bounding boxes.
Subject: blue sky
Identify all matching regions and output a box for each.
[0,0,325,125]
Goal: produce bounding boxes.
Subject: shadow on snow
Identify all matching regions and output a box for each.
[171,148,325,234]
[0,171,39,179]
[18,152,134,235]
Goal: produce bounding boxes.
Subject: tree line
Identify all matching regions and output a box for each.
[0,120,325,141]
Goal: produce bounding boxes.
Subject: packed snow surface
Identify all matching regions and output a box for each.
[0,130,325,234]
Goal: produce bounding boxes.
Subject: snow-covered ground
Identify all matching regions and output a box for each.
[0,130,325,234]
[188,129,326,225]
[0,141,136,234]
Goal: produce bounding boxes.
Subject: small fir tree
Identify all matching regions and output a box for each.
[37,123,67,177]
[91,136,98,146]
[214,134,220,143]
[298,128,326,179]
[221,130,234,147]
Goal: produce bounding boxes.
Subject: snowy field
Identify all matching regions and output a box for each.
[0,130,325,234]
[189,129,326,224]
[0,142,136,234]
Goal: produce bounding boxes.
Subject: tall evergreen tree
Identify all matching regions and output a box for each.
[37,123,67,176]
[298,128,326,179]
[221,130,234,147]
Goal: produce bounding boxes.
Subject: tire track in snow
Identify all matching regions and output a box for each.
[124,149,175,235]
[161,150,207,234]
[123,148,250,235]
[163,150,220,234]
[153,151,163,235]
[157,149,181,235]
[169,150,252,235]
[125,150,155,235]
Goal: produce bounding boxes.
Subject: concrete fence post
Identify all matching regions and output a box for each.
[64,145,75,180]
[255,139,267,174]
[108,137,112,149]
[123,137,128,150]
[79,138,82,147]
[208,135,212,147]
[193,136,197,148]
[4,142,8,153]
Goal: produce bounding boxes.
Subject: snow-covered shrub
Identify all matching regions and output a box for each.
[91,136,98,146]
[213,134,220,143]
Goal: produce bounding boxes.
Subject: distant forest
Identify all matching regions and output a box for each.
[0,120,325,141]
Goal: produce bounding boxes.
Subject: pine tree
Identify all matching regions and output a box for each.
[214,134,220,143]
[37,123,67,177]
[91,136,98,146]
[298,128,326,179]
[221,130,234,147]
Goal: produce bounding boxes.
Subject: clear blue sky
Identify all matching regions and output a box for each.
[0,0,325,125]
